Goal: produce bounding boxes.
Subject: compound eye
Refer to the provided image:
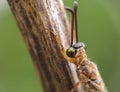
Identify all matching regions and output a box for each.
[66,47,77,57]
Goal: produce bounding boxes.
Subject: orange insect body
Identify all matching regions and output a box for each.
[73,48,105,92]
[63,44,106,92]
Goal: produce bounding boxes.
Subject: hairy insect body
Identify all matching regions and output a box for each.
[60,1,107,91]
[74,47,106,92]
[53,27,108,92]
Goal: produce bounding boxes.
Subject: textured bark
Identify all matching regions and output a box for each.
[7,0,79,92]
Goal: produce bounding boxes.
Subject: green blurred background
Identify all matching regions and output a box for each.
[0,0,120,92]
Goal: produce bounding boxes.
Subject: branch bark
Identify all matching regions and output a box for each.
[7,0,79,92]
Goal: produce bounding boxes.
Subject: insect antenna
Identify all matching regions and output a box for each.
[74,1,78,43]
[65,7,74,46]
[65,1,79,46]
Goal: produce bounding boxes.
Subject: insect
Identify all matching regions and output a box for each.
[63,1,107,92]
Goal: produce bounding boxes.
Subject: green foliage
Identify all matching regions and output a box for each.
[0,0,120,92]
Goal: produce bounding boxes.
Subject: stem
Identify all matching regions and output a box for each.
[7,0,79,92]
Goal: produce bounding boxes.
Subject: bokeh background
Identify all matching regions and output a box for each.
[0,0,120,92]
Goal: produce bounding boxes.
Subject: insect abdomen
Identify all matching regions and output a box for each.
[77,59,107,92]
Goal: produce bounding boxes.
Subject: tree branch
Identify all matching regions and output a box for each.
[7,0,79,92]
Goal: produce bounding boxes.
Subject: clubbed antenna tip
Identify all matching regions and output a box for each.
[74,1,78,8]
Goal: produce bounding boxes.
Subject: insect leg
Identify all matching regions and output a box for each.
[50,31,71,61]
[70,81,81,92]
